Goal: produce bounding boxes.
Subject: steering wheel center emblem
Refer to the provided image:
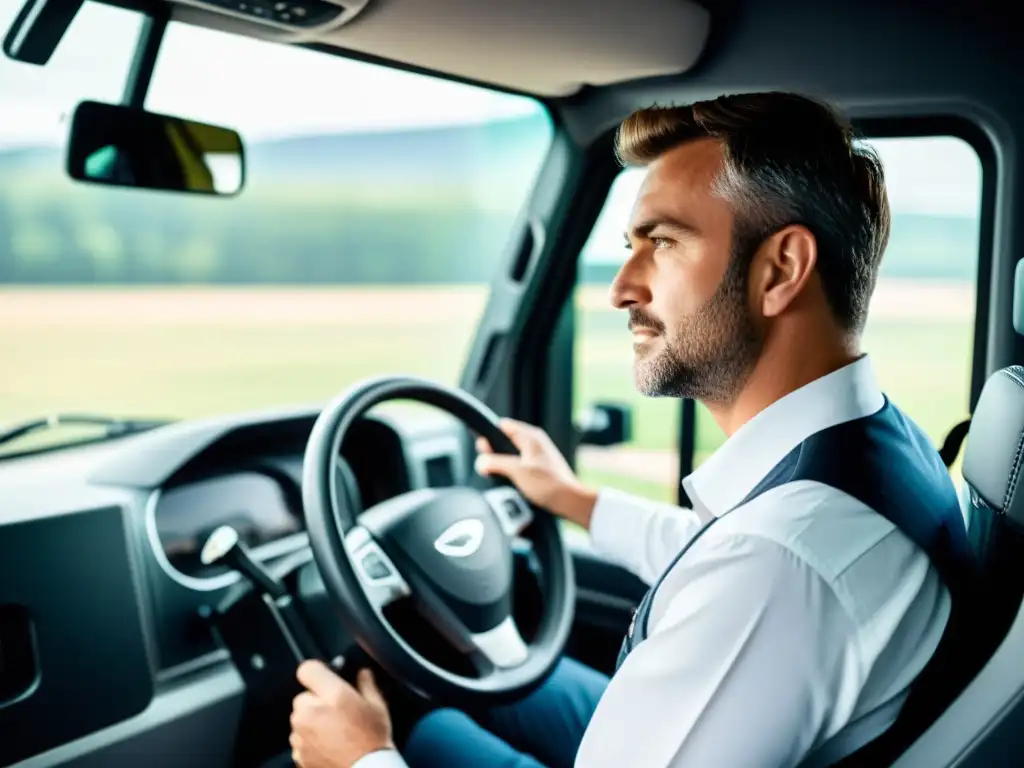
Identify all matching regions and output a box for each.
[434,518,485,558]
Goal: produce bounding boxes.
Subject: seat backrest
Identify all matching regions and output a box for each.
[834,366,1024,767]
[960,366,1024,646]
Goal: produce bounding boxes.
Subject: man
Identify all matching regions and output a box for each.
[288,91,972,767]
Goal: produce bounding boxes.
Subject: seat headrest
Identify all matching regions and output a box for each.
[963,366,1024,524]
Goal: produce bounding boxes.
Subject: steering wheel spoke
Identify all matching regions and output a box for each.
[483,486,535,538]
[413,591,530,672]
[343,525,411,611]
[469,615,529,669]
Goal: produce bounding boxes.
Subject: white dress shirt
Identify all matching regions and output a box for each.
[356,356,951,768]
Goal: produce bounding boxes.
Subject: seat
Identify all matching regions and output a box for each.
[836,365,1024,766]
[958,366,1024,651]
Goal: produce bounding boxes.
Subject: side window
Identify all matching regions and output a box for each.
[693,135,983,476]
[574,169,681,503]
[572,134,983,499]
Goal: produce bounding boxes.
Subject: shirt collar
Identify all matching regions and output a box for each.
[682,355,886,518]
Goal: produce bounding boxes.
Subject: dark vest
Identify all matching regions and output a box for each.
[615,398,978,764]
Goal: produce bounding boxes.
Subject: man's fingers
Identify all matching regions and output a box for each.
[500,418,534,448]
[498,417,527,435]
[476,436,492,454]
[475,452,520,478]
[291,691,318,716]
[356,668,387,711]
[297,659,352,702]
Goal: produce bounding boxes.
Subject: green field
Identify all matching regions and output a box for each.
[0,284,975,500]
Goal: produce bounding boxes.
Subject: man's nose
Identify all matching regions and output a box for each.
[608,253,653,310]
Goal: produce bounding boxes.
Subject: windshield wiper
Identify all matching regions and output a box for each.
[0,412,171,451]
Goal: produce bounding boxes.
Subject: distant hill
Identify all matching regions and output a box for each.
[0,145,60,172]
[0,116,981,285]
[0,115,552,190]
[245,118,552,185]
[581,212,981,283]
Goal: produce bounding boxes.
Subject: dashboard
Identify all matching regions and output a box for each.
[0,401,476,766]
[143,407,465,585]
[0,398,644,768]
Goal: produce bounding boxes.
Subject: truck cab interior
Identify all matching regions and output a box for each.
[2,0,1024,766]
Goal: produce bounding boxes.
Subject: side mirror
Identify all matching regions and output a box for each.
[576,402,632,447]
[66,100,245,196]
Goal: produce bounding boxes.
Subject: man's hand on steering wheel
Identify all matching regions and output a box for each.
[290,660,395,768]
[474,418,598,530]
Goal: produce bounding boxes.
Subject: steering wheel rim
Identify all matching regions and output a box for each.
[301,375,575,704]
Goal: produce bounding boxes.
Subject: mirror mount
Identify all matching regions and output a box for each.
[122,5,170,108]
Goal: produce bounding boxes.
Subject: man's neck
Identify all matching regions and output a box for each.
[705,329,861,438]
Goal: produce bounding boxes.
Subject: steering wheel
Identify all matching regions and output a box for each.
[301,375,575,704]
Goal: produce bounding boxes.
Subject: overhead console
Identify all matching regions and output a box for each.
[170,0,373,40]
[188,0,347,28]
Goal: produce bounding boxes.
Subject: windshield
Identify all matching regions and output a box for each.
[0,1,553,450]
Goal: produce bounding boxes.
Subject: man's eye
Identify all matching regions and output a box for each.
[652,237,673,249]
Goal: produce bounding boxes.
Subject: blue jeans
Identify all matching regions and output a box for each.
[403,659,609,768]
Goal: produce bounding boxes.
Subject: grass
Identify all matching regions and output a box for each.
[1,284,976,496]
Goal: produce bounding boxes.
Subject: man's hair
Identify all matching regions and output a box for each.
[615,92,891,334]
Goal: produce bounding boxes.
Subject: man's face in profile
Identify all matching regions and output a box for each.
[612,138,764,404]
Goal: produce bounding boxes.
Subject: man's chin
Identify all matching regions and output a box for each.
[633,361,672,398]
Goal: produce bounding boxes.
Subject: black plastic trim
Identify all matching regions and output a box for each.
[513,128,622,449]
[120,2,168,108]
[1,0,86,65]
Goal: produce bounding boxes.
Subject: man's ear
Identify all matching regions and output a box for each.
[750,225,818,318]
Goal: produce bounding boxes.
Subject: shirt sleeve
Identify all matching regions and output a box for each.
[352,749,408,768]
[574,533,862,767]
[588,487,704,584]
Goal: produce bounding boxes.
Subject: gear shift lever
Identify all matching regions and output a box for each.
[201,525,286,598]
[200,525,322,662]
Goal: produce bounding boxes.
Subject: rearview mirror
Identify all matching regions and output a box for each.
[66,100,245,196]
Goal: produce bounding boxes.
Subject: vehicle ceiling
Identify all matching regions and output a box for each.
[168,0,714,97]
[163,0,1014,124]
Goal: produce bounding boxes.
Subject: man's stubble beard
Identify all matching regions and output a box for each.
[632,253,764,404]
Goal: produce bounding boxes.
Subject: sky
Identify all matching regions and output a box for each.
[0,0,983,224]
